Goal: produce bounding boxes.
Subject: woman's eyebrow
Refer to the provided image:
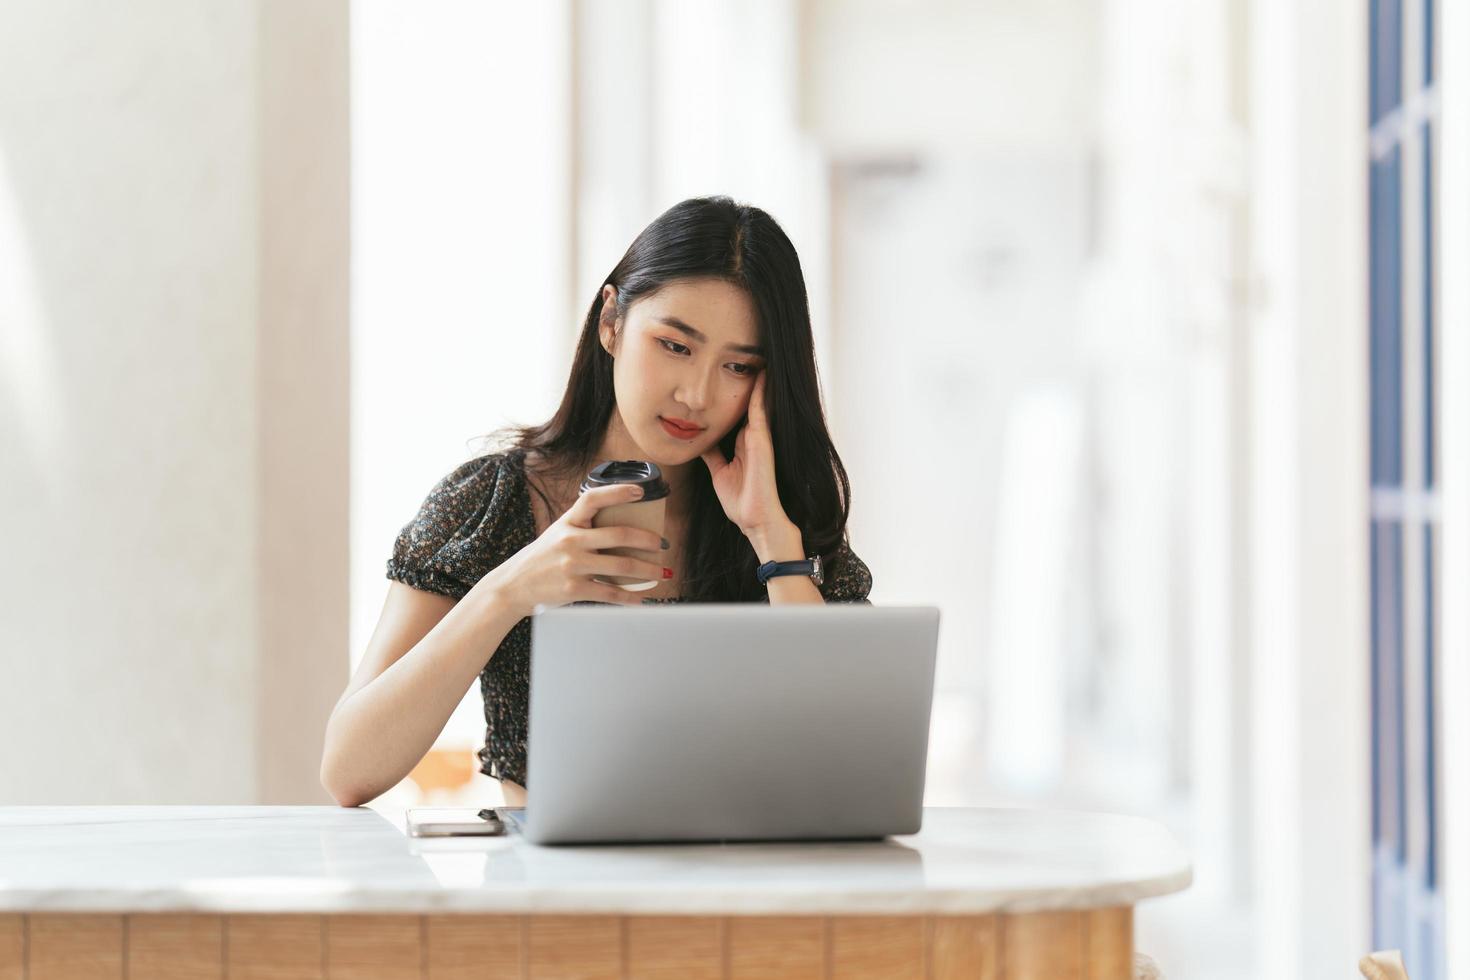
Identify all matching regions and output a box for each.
[655,315,765,357]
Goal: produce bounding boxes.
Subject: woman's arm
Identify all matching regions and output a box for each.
[319,578,523,807]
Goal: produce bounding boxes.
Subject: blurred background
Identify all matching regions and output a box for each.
[1,1,1466,977]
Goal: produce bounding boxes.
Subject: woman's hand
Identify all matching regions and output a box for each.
[484,484,669,619]
[700,368,795,542]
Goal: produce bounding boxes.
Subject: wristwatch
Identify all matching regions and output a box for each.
[757,554,823,587]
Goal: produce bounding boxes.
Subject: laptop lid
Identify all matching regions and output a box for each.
[523,603,940,845]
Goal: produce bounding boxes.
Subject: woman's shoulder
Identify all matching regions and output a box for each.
[384,448,533,600]
[411,449,528,526]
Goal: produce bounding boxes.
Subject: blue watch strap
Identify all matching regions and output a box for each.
[757,558,815,585]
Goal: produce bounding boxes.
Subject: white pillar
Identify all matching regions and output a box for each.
[1436,0,1470,974]
[1247,0,1371,974]
[0,0,350,804]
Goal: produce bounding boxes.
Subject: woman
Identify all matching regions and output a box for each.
[320,196,873,809]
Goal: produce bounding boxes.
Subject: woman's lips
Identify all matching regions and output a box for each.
[659,416,702,439]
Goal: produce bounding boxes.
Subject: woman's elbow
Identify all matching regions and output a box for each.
[322,776,369,808]
[319,750,370,808]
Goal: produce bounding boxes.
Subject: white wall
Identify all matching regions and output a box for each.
[0,1,348,804]
[801,0,1097,155]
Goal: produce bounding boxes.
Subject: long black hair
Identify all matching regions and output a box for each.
[482,195,854,602]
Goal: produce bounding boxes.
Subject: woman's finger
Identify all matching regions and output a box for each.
[578,524,665,554]
[581,553,667,584]
[748,369,768,426]
[588,581,647,605]
[564,482,644,528]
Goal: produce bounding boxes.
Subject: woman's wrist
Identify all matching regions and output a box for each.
[469,568,528,623]
[747,521,826,604]
[746,520,804,564]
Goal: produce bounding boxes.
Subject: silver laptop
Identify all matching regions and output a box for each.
[496,603,940,845]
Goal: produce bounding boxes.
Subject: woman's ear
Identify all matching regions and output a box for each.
[599,284,619,355]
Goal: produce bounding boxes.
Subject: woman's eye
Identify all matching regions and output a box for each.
[658,338,755,377]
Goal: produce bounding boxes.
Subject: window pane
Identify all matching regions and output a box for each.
[1422,123,1435,488]
[1370,148,1403,487]
[1370,0,1403,122]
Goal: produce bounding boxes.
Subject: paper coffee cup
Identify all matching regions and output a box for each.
[578,460,670,591]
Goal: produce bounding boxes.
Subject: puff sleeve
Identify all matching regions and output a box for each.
[384,453,518,601]
[818,537,874,604]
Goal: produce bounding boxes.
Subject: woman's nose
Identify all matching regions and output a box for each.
[676,372,713,412]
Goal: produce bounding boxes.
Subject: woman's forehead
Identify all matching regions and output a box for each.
[632,279,759,340]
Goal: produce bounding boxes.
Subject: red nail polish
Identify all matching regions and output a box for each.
[662,567,673,579]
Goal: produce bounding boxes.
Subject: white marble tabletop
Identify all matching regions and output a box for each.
[0,806,1191,916]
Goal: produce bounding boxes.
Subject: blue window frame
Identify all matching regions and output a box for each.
[1368,0,1440,975]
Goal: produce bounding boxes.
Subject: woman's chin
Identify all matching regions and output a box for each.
[637,430,702,464]
[648,448,694,466]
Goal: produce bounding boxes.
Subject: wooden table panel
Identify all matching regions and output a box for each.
[831,916,925,980]
[326,914,422,979]
[129,914,224,980]
[932,914,1001,980]
[30,914,124,980]
[627,916,723,979]
[0,914,22,980]
[727,916,825,980]
[1084,907,1133,979]
[1,909,1143,979]
[527,915,622,980]
[228,914,324,980]
[426,914,522,980]
[1003,910,1086,980]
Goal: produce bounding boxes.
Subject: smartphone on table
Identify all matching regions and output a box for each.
[405,807,505,837]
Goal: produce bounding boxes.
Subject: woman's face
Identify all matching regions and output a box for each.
[599,277,766,464]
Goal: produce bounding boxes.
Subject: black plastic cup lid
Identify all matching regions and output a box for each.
[579,460,670,501]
